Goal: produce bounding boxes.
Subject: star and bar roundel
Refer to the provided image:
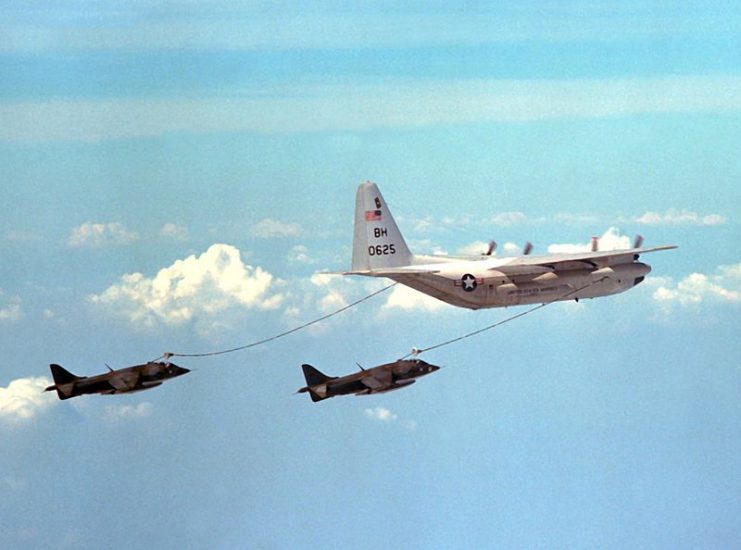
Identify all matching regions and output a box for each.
[454,273,483,292]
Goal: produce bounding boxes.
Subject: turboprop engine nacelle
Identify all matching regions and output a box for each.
[529,263,650,288]
[494,262,652,305]
[592,262,651,283]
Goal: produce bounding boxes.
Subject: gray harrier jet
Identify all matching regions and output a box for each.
[44,361,190,400]
[298,359,440,402]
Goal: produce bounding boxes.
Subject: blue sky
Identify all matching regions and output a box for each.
[1,2,740,548]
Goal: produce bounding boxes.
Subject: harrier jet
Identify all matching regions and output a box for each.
[44,361,189,400]
[345,182,676,309]
[298,359,440,402]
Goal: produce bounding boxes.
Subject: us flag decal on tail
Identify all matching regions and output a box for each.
[365,210,382,221]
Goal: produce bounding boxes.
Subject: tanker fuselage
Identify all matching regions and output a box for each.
[391,262,651,310]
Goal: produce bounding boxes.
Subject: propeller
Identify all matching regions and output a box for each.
[633,234,644,249]
[523,242,533,255]
[484,240,497,256]
[591,236,599,252]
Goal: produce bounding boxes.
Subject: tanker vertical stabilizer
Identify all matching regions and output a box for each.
[351,181,414,272]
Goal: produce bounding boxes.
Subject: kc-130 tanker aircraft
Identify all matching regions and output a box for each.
[345,182,676,309]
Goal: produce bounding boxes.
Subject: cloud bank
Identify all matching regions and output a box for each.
[364,406,417,431]
[102,402,154,423]
[90,244,283,327]
[68,222,140,248]
[382,285,447,313]
[250,219,303,239]
[2,7,736,54]
[2,76,740,143]
[407,208,726,236]
[652,263,741,310]
[160,223,190,241]
[0,289,23,323]
[631,209,726,226]
[364,406,398,422]
[489,211,528,226]
[0,377,55,423]
[547,227,632,254]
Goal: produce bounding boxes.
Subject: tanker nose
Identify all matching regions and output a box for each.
[634,263,651,286]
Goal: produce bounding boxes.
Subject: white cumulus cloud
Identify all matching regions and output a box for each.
[317,290,348,313]
[0,296,23,323]
[502,242,522,255]
[652,263,741,311]
[407,238,448,256]
[309,273,338,287]
[281,274,397,333]
[633,209,726,226]
[0,289,23,323]
[102,402,154,422]
[160,223,190,241]
[281,273,348,327]
[554,213,602,225]
[411,216,436,233]
[287,245,315,264]
[250,219,302,239]
[305,273,352,318]
[457,240,490,256]
[0,377,56,423]
[547,227,632,254]
[456,240,522,256]
[364,406,398,422]
[382,284,447,313]
[364,406,417,430]
[68,222,140,247]
[90,244,283,327]
[489,211,527,226]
